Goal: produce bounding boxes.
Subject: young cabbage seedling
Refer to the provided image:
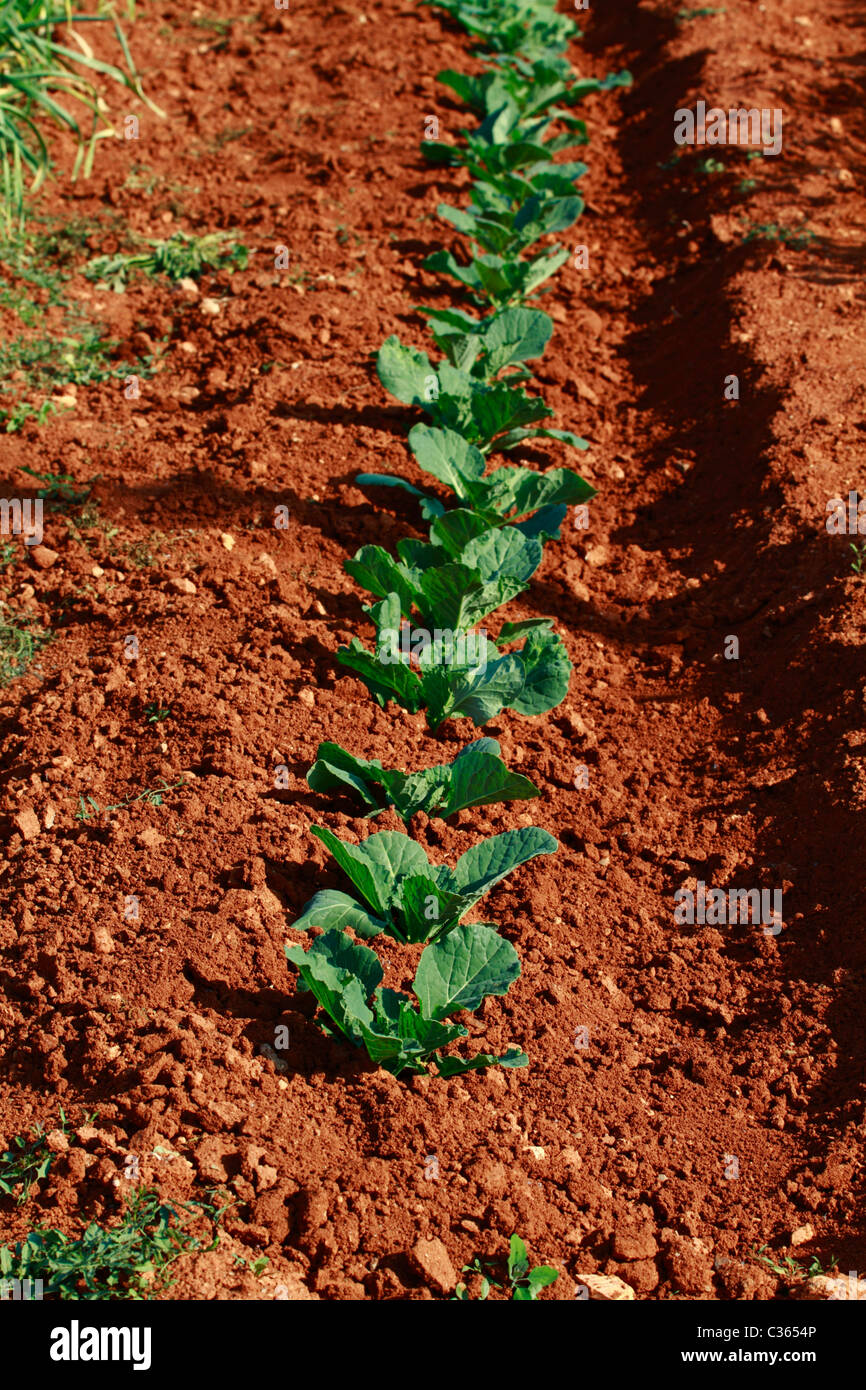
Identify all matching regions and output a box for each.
[374,336,588,454]
[358,422,594,541]
[307,736,539,824]
[422,0,579,63]
[429,59,630,125]
[336,595,572,730]
[285,925,527,1077]
[292,823,557,943]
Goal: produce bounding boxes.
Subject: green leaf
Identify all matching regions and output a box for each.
[513,192,584,241]
[307,742,384,810]
[478,306,553,375]
[509,626,572,716]
[336,638,425,712]
[408,424,486,498]
[414,922,521,1018]
[509,1234,530,1281]
[311,827,433,919]
[454,826,558,902]
[344,545,419,615]
[505,467,596,515]
[423,652,525,730]
[415,562,527,632]
[284,930,381,1043]
[442,741,539,816]
[496,618,553,645]
[429,509,493,557]
[359,990,465,1074]
[434,1046,528,1077]
[398,874,467,943]
[290,889,387,938]
[514,504,567,541]
[376,335,435,405]
[306,738,537,824]
[460,527,543,585]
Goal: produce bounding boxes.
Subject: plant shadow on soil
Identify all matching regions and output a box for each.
[581,0,866,1225]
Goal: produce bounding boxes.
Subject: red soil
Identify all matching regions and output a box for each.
[0,0,863,1300]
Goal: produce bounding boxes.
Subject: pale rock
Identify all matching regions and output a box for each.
[14,806,41,841]
[169,576,197,595]
[409,1237,457,1295]
[255,1164,279,1191]
[91,925,115,954]
[136,827,166,850]
[576,1273,636,1301]
[790,1223,815,1247]
[200,297,221,317]
[799,1274,866,1301]
[29,545,59,569]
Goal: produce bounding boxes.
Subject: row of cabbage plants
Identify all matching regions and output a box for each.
[284,0,630,1078]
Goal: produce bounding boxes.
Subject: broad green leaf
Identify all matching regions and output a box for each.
[307,739,535,825]
[344,545,418,615]
[284,930,382,1043]
[514,504,567,541]
[311,827,433,918]
[442,743,539,816]
[509,1234,530,1281]
[496,618,553,645]
[376,335,435,405]
[395,537,442,571]
[460,527,543,585]
[512,193,584,242]
[423,652,525,730]
[510,626,572,716]
[429,509,492,556]
[398,874,468,943]
[336,639,425,712]
[507,467,596,515]
[290,889,387,938]
[469,381,551,450]
[359,989,465,1074]
[414,922,521,1018]
[307,742,384,809]
[415,562,527,632]
[408,424,486,498]
[479,306,553,375]
[454,826,558,901]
